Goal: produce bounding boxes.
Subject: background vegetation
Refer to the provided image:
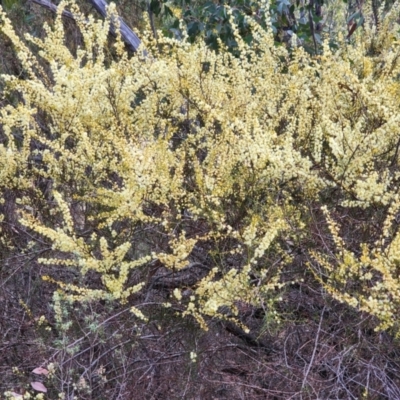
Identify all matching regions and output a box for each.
[1,0,400,399]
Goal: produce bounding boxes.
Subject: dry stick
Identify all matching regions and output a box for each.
[29,0,142,53]
[88,0,142,51]
[300,305,325,397]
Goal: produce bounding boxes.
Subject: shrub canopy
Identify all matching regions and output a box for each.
[1,0,400,369]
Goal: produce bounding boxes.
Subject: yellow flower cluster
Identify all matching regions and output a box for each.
[311,198,400,333]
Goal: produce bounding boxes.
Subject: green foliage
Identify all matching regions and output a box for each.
[151,0,338,53]
[168,0,258,49]
[0,0,20,11]
[149,0,396,55]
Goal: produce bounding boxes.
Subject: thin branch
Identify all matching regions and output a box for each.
[301,306,325,394]
[224,321,275,355]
